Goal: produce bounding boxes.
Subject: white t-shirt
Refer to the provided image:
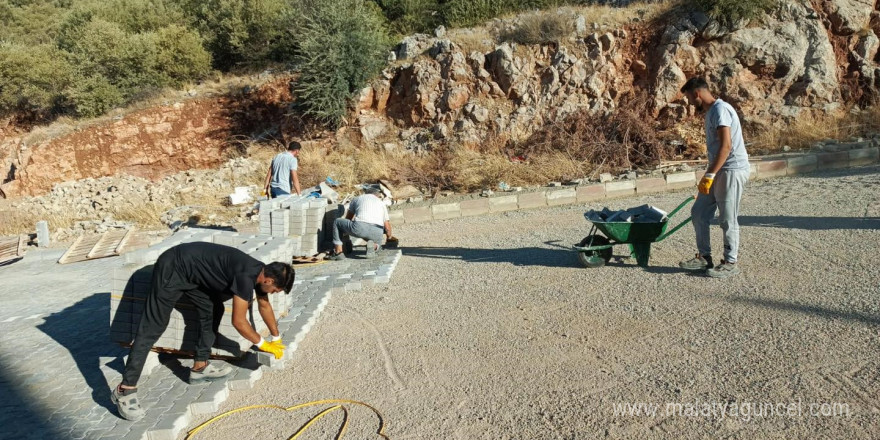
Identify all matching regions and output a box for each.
[349,194,389,226]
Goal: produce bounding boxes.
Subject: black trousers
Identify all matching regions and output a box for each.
[121,248,218,386]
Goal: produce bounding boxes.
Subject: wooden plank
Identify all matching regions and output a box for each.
[17,235,25,257]
[59,228,135,264]
[114,228,135,254]
[59,235,100,263]
[58,234,87,264]
[87,232,114,259]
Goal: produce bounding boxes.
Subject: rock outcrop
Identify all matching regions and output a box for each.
[351,1,879,152]
[2,2,879,198]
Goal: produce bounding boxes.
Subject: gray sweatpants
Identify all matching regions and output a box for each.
[332,218,384,246]
[691,168,749,263]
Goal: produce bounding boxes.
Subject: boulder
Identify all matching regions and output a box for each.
[826,0,874,35]
[396,34,432,60]
[359,116,389,142]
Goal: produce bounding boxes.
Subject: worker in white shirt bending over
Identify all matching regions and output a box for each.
[329,187,392,260]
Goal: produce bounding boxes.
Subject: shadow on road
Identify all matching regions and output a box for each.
[402,246,582,268]
[727,295,880,326]
[0,363,68,439]
[37,292,120,413]
[739,216,880,230]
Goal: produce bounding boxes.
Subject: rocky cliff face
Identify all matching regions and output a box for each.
[2,1,878,198]
[353,1,879,150]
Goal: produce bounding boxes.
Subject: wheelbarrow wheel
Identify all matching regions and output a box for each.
[577,235,612,268]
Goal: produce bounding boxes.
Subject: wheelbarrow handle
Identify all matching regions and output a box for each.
[655,196,696,242]
[666,195,696,219]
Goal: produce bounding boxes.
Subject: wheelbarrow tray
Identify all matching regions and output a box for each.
[591,219,668,244]
[574,196,696,268]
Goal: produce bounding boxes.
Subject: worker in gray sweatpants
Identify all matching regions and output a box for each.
[678,77,749,278]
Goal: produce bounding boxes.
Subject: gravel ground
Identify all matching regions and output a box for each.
[186,165,880,439]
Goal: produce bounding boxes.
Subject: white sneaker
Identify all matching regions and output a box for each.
[189,362,233,383]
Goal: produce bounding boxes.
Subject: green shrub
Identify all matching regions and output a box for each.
[0,0,66,45]
[375,0,441,35]
[63,75,125,118]
[498,11,575,44]
[152,25,213,87]
[692,0,775,27]
[179,0,295,69]
[81,0,188,33]
[0,43,72,116]
[294,0,392,127]
[58,18,152,88]
[56,13,211,114]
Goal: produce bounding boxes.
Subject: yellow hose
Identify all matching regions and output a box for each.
[185,399,389,440]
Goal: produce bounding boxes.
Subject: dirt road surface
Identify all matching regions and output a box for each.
[186,166,880,439]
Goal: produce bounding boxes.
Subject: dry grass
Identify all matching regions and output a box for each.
[0,208,85,236]
[111,201,172,228]
[296,145,398,194]
[449,28,496,54]
[751,103,880,153]
[565,1,673,29]
[499,12,576,45]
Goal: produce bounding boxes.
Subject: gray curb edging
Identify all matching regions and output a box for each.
[388,145,880,226]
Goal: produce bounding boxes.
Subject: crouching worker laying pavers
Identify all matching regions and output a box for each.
[329,187,392,260]
[678,77,749,278]
[112,242,294,421]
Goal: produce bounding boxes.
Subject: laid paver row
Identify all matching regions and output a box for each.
[0,244,400,440]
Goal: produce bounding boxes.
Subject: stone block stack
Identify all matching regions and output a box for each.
[256,196,340,257]
[110,229,297,358]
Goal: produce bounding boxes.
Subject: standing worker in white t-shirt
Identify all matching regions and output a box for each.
[678,78,749,278]
[263,141,302,198]
[329,187,392,260]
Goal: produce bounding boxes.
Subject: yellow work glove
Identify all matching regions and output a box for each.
[698,173,715,195]
[256,338,284,359]
[267,335,286,350]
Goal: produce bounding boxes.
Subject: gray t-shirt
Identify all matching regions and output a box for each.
[269,152,298,193]
[705,99,749,171]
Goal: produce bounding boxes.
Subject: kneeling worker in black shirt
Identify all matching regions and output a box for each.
[111,242,295,420]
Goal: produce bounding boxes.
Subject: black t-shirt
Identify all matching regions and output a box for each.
[171,242,264,302]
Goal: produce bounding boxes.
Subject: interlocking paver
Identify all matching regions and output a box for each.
[0,242,401,440]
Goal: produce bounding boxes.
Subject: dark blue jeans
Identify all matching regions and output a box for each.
[270,187,290,198]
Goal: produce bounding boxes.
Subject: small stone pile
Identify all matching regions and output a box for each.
[8,156,265,240]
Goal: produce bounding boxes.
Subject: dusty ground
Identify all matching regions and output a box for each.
[186,166,880,439]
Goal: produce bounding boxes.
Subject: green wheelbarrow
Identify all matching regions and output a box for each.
[574,196,696,268]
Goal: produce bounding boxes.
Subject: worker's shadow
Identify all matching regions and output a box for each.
[402,245,582,268]
[739,215,880,230]
[37,292,124,412]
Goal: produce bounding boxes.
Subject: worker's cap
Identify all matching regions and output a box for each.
[363,186,384,197]
[264,262,296,294]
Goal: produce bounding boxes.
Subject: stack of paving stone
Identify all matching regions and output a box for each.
[302,200,327,256]
[110,229,296,358]
[257,196,336,257]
